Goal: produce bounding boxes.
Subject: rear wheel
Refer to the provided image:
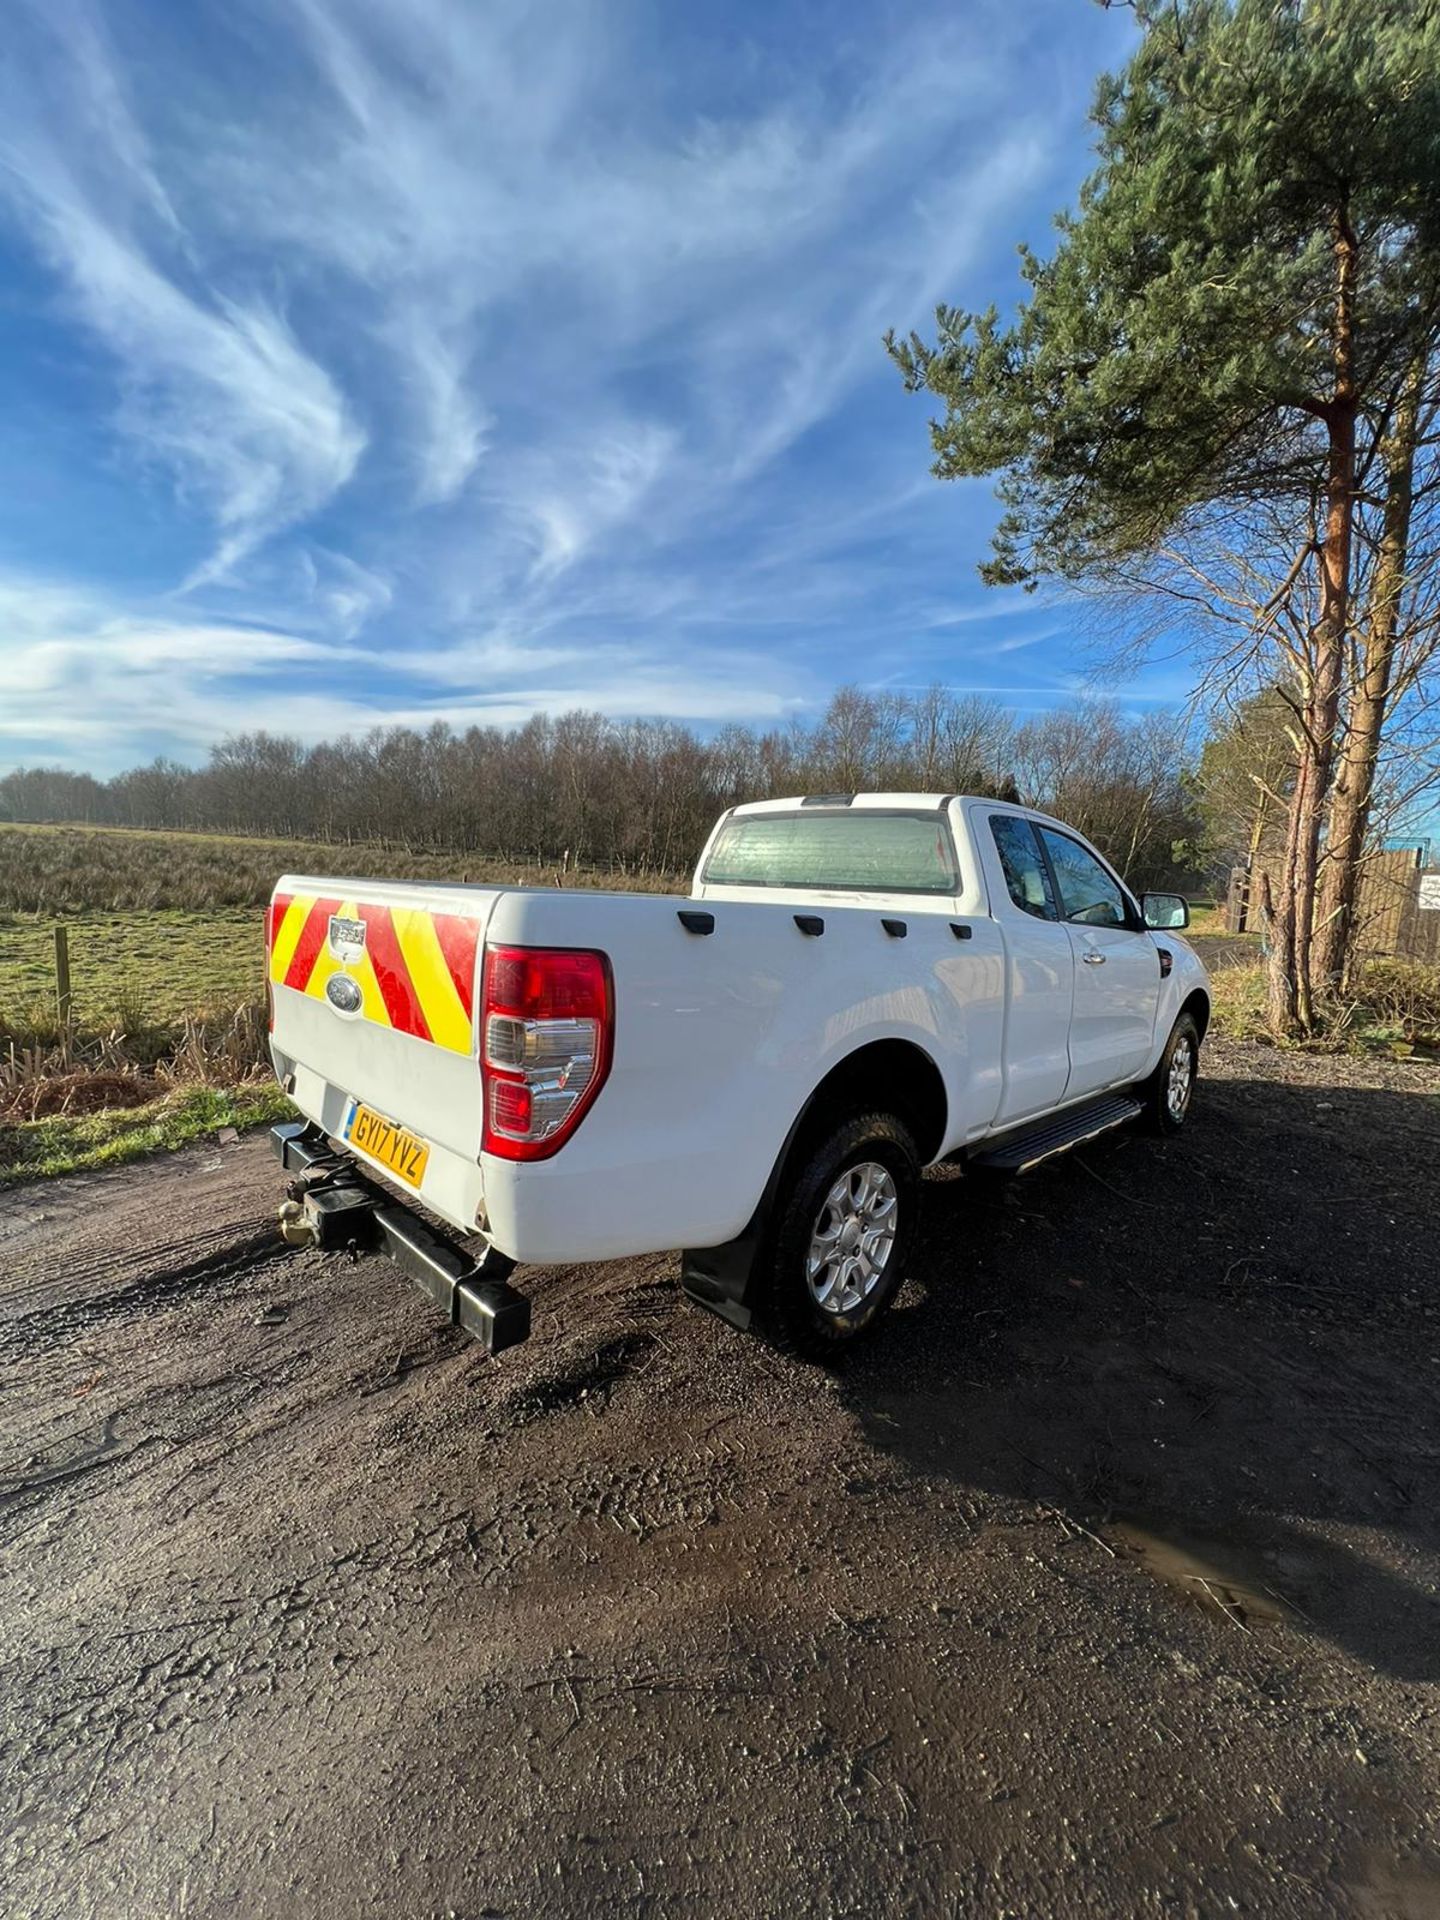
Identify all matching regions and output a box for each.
[1141,1012,1200,1134]
[755,1110,920,1360]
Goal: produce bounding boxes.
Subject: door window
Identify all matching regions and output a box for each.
[990,815,1058,920]
[1038,828,1130,928]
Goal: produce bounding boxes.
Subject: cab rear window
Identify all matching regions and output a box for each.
[702,811,959,894]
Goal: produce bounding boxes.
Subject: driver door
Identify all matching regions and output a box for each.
[1036,826,1161,1097]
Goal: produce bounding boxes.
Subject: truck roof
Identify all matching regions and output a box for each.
[729,792,960,815]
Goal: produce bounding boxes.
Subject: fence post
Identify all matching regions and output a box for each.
[1225,866,1247,932]
[54,924,72,1039]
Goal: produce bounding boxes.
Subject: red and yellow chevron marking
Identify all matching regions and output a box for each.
[267,893,480,1054]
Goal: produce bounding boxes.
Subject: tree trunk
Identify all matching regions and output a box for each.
[1312,361,1421,993]
[1245,778,1270,870]
[1265,209,1358,1037]
[1265,715,1314,1032]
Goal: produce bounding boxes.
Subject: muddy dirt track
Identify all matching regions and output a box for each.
[3,1037,1440,1919]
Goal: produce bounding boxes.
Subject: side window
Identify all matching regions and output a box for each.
[990,815,1057,921]
[1038,828,1129,928]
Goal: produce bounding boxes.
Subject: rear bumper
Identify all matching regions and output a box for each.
[270,1122,531,1354]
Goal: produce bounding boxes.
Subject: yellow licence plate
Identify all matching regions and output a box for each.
[345,1103,430,1189]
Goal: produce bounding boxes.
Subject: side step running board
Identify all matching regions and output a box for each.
[270,1122,531,1354]
[970,1093,1142,1174]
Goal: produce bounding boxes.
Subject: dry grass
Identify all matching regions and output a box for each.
[0,821,677,915]
[1206,954,1440,1051]
[1207,961,1270,1040]
[1,1000,270,1120]
[1349,957,1440,1048]
[0,991,285,1183]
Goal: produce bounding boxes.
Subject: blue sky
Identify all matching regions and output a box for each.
[0,0,1187,777]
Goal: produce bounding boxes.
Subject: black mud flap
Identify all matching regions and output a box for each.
[681,1109,808,1333]
[270,1122,531,1355]
[681,1223,763,1333]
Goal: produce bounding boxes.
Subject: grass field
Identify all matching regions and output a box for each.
[0,908,262,1030]
[0,820,674,915]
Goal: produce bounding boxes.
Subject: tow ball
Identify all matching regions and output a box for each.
[277,1198,315,1248]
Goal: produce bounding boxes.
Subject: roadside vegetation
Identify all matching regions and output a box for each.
[1,1084,295,1185]
[0,975,280,1182]
[1208,955,1440,1055]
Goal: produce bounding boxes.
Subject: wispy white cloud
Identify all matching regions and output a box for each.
[310,550,394,640]
[508,422,679,580]
[0,569,809,771]
[0,574,338,756]
[0,0,365,579]
[401,324,490,505]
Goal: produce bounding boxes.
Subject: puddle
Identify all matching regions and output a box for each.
[1109,1521,1297,1629]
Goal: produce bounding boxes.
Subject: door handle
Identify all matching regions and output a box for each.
[1082,950,1107,965]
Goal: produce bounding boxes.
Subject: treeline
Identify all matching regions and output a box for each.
[1,687,1201,889]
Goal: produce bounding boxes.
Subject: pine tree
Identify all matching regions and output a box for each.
[890,0,1440,1033]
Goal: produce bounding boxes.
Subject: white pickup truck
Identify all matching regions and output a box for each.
[267,794,1208,1359]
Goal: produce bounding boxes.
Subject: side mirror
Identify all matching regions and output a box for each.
[1141,892,1189,930]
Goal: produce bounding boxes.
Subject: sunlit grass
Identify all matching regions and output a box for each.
[1207,961,1269,1039]
[0,1083,295,1184]
[1207,955,1440,1052]
[0,909,262,1031]
[1184,902,1235,936]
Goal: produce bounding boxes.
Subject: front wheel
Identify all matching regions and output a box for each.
[1140,1011,1200,1134]
[754,1110,920,1360]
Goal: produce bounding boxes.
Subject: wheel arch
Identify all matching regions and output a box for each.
[790,1036,949,1167]
[1179,986,1211,1044]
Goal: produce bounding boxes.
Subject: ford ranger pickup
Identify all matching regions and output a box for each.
[266,794,1208,1359]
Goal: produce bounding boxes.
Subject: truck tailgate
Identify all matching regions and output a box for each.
[267,878,499,1233]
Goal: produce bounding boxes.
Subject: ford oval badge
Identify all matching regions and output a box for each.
[326,973,363,1014]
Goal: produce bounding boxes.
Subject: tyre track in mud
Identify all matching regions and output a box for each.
[3,1050,1440,1918]
[0,1224,294,1365]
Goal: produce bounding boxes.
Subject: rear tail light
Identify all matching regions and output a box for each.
[481,946,613,1160]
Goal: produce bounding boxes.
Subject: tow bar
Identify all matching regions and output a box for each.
[269,1121,531,1355]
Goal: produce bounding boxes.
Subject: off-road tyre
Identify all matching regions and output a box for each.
[1140,1011,1200,1135]
[753,1109,921,1362]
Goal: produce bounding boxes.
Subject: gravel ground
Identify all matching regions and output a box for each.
[2,1036,1438,1918]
